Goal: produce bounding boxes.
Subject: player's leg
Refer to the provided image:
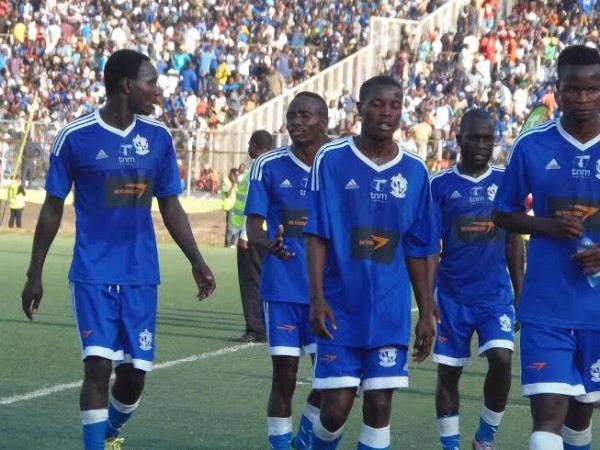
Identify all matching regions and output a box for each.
[312,344,362,449]
[358,346,409,450]
[436,364,463,450]
[71,282,122,450]
[521,323,583,449]
[561,329,600,450]
[106,285,158,442]
[474,303,515,448]
[433,294,473,450]
[264,301,305,449]
[292,312,321,450]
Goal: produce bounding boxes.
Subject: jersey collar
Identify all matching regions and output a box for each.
[95,109,138,138]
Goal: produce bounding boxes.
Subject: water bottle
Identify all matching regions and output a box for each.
[576,235,600,288]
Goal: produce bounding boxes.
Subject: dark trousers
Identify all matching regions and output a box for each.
[9,208,22,228]
[237,242,266,337]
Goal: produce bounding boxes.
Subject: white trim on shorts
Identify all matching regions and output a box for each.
[433,354,471,367]
[82,346,124,361]
[115,354,153,372]
[313,376,361,390]
[522,382,586,397]
[575,391,600,403]
[268,342,316,357]
[478,339,514,356]
[362,376,408,391]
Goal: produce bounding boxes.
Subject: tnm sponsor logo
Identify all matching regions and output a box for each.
[105,176,154,208]
[452,214,504,244]
[548,197,600,233]
[350,227,399,264]
[281,208,308,238]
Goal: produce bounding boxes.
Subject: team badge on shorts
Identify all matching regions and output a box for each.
[378,347,398,367]
[590,359,600,383]
[499,314,512,332]
[139,329,153,351]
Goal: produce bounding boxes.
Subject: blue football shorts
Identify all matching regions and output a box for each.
[70,282,158,371]
[433,291,515,367]
[520,322,600,402]
[263,301,315,357]
[313,343,409,391]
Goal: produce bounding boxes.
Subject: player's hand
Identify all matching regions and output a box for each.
[237,238,248,250]
[192,263,216,301]
[22,276,43,321]
[310,295,337,340]
[572,242,600,276]
[269,224,295,260]
[412,312,435,363]
[543,216,584,240]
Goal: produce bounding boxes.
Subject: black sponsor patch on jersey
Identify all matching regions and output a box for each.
[350,227,400,264]
[105,176,154,208]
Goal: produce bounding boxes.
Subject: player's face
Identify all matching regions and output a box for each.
[358,85,402,141]
[457,117,495,170]
[285,96,327,147]
[127,60,160,116]
[556,64,600,122]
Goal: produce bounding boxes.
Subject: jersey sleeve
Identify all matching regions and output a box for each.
[403,169,437,257]
[493,142,529,213]
[45,134,73,199]
[155,131,183,198]
[304,152,331,240]
[244,156,270,219]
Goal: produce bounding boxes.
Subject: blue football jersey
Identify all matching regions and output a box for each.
[304,136,438,348]
[430,165,513,306]
[494,119,600,330]
[244,146,311,304]
[45,110,182,285]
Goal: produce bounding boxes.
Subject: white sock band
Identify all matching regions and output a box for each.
[562,425,592,446]
[303,401,320,422]
[313,416,344,442]
[481,404,504,426]
[437,415,459,437]
[81,409,108,425]
[267,416,292,436]
[529,431,562,450]
[358,423,390,448]
[111,396,140,414]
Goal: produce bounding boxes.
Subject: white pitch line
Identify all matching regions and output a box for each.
[0,343,257,406]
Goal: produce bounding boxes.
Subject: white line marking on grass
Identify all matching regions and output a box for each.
[0,343,257,406]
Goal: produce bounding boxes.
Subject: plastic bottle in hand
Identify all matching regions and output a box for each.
[576,235,600,288]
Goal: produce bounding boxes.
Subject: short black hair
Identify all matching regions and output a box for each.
[460,108,494,133]
[250,129,273,149]
[359,75,402,103]
[104,49,151,97]
[557,45,600,80]
[293,91,328,118]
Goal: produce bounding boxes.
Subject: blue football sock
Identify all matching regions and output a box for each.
[106,397,140,438]
[268,417,292,450]
[81,409,108,450]
[474,405,503,443]
[437,415,459,450]
[269,432,292,450]
[292,407,317,449]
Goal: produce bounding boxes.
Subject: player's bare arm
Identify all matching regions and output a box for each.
[246,214,294,260]
[21,194,65,321]
[157,195,216,300]
[406,256,437,362]
[493,210,583,240]
[306,234,336,339]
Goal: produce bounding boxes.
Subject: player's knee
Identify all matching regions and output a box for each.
[487,348,512,370]
[565,400,594,430]
[83,356,113,385]
[320,406,350,431]
[114,364,146,400]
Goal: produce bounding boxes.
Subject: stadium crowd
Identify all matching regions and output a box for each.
[0,0,443,133]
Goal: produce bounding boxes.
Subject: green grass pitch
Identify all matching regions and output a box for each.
[0,234,593,449]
